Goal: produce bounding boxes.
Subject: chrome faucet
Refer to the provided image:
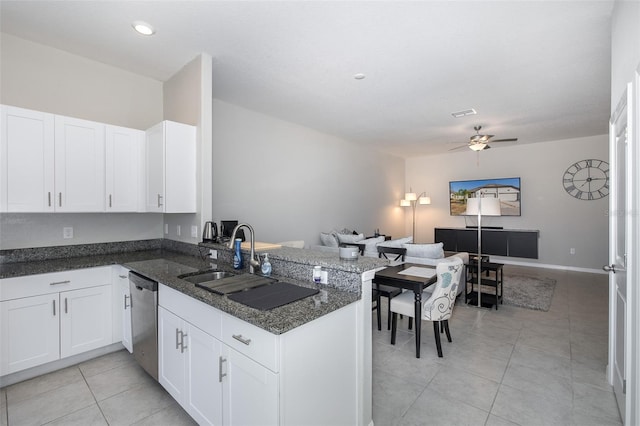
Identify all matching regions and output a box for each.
[227,223,260,274]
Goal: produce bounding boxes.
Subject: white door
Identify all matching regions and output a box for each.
[60,285,112,358]
[0,105,55,212]
[607,72,639,423]
[54,115,105,212]
[0,293,59,375]
[105,125,143,212]
[222,346,278,426]
[185,324,223,426]
[158,306,186,401]
[145,122,165,212]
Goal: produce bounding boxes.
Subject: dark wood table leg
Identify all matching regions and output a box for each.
[414,289,422,358]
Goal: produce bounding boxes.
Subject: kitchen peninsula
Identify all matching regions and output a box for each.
[0,239,385,425]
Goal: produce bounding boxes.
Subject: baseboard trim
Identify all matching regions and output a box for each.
[489,257,607,275]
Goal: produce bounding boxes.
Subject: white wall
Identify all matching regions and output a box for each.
[211,99,406,246]
[611,0,640,109]
[0,33,164,249]
[406,135,608,271]
[162,54,214,245]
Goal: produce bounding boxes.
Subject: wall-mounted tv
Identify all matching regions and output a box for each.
[449,177,521,216]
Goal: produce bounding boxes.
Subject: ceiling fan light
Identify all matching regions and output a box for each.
[469,143,486,151]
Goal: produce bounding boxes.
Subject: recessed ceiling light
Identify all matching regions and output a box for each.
[132,21,155,36]
[451,108,477,118]
[353,73,366,80]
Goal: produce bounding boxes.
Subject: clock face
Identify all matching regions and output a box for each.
[563,159,609,200]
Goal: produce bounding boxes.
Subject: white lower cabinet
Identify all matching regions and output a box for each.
[159,306,223,425]
[0,267,113,376]
[0,293,60,374]
[59,285,112,358]
[112,266,132,352]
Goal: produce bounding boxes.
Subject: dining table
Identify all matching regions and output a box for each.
[373,263,437,358]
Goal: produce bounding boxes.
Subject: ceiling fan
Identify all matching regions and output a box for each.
[449,125,518,151]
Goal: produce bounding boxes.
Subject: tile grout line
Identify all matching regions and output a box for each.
[78,365,110,425]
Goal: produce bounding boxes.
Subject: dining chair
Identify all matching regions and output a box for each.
[389,257,464,357]
[372,246,407,331]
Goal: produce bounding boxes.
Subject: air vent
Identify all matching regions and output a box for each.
[451,109,477,118]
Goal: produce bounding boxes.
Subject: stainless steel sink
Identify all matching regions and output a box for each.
[179,270,235,285]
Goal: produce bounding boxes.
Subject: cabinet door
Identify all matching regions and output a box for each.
[105,125,143,212]
[185,324,223,426]
[145,122,165,212]
[113,266,133,353]
[54,115,105,212]
[222,346,278,426]
[60,285,112,358]
[0,294,59,375]
[0,105,55,212]
[158,306,186,402]
[164,121,196,213]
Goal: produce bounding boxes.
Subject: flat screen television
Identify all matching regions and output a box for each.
[449,177,521,216]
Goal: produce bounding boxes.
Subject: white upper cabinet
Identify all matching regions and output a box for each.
[54,115,105,212]
[105,125,144,212]
[145,121,196,213]
[0,105,55,212]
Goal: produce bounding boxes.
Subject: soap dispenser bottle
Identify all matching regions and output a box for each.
[261,253,272,276]
[233,238,243,269]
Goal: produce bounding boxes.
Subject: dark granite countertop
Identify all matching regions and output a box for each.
[125,257,359,335]
[0,241,364,335]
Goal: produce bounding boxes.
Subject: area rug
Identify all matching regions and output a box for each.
[501,274,557,311]
[472,274,556,311]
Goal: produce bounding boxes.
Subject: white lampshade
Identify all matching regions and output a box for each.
[400,199,411,207]
[404,192,417,201]
[464,197,501,216]
[419,196,431,205]
[469,143,487,151]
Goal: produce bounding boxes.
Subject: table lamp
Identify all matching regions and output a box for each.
[464,196,501,307]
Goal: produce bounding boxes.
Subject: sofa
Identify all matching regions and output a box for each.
[314,230,469,295]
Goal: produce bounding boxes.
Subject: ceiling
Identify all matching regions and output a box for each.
[0,1,614,158]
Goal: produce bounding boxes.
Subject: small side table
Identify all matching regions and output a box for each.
[465,262,504,310]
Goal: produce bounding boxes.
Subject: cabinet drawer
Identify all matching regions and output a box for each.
[0,266,112,301]
[159,284,221,339]
[221,313,279,372]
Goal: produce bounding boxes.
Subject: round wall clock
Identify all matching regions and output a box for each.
[562,159,609,200]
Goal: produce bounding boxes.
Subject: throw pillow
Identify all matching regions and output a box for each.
[320,232,339,247]
[360,236,385,254]
[379,236,413,248]
[336,233,365,244]
[403,242,445,259]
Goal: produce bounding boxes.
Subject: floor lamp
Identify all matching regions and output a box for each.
[400,189,431,242]
[464,196,501,308]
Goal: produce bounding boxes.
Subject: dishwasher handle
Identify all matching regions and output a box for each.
[129,271,158,292]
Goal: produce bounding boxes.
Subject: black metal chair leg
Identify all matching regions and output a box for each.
[387,302,392,330]
[391,312,398,345]
[433,321,443,357]
[443,320,452,342]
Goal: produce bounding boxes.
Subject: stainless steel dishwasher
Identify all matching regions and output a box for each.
[129,271,158,381]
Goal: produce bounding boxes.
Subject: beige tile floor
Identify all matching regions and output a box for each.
[0,265,619,425]
[372,265,621,426]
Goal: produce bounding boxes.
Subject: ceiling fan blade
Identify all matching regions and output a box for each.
[490,138,518,143]
[448,144,469,151]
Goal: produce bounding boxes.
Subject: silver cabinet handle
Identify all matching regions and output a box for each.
[175,328,181,350]
[64,297,68,314]
[180,332,188,353]
[109,194,112,208]
[58,192,62,207]
[232,334,251,345]
[219,357,227,382]
[118,275,127,279]
[123,294,130,309]
[53,300,56,316]
[157,194,163,208]
[50,280,70,286]
[48,192,52,207]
